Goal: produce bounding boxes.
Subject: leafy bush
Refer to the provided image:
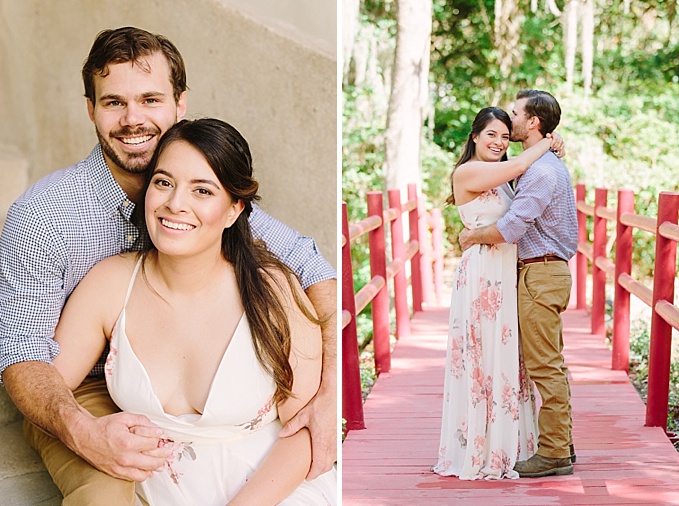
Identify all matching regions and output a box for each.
[628,320,679,441]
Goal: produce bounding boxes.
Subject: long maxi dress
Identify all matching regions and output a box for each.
[105,258,337,505]
[432,183,538,480]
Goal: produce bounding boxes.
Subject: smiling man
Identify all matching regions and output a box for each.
[0,27,337,505]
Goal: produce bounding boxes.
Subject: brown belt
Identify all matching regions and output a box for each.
[517,255,566,269]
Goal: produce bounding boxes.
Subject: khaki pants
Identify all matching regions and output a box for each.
[23,377,137,506]
[517,260,573,460]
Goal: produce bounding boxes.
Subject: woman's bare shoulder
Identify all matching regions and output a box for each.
[78,252,139,291]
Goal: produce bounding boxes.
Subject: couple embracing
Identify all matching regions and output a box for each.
[432,90,578,480]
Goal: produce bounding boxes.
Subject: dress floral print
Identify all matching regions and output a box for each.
[103,259,337,504]
[433,183,538,480]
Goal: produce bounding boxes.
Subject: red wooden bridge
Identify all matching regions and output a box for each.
[341,186,679,504]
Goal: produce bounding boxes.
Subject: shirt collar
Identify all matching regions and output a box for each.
[85,144,136,221]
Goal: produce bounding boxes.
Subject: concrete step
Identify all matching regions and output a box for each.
[0,418,61,505]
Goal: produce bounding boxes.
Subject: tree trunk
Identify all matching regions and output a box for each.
[581,0,594,97]
[384,0,432,193]
[564,0,579,92]
[492,0,521,104]
[342,0,361,83]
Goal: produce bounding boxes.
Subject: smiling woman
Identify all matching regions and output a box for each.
[145,140,244,258]
[51,118,337,505]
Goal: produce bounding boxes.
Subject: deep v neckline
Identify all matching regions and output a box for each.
[115,309,246,419]
[114,257,247,419]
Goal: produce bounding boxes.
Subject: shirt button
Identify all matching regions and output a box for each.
[122,200,130,207]
[126,235,135,243]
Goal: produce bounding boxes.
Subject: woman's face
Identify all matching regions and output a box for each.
[472,119,510,162]
[145,140,244,258]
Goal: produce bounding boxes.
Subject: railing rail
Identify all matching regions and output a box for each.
[576,184,679,431]
[341,183,444,431]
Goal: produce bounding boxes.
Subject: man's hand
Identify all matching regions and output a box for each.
[458,228,475,252]
[279,382,337,480]
[71,412,170,482]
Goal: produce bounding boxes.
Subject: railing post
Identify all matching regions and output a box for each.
[341,202,365,430]
[431,208,444,305]
[419,197,433,306]
[591,188,608,336]
[368,191,391,375]
[388,189,410,339]
[408,184,423,312]
[645,191,679,430]
[576,184,588,310]
[612,189,634,371]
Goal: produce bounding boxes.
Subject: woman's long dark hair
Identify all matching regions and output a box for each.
[141,118,316,405]
[445,107,511,206]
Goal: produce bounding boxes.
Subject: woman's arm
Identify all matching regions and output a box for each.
[455,135,557,195]
[50,254,170,480]
[52,257,127,388]
[228,272,323,506]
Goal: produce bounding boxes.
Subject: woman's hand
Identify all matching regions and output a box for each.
[548,131,566,158]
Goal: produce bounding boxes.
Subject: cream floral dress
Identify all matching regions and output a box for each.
[432,184,538,480]
[106,258,337,505]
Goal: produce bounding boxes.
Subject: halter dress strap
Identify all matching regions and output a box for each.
[123,256,144,309]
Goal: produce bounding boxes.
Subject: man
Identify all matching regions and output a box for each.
[459,90,578,478]
[0,27,336,504]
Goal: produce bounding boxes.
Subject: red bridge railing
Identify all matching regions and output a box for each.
[342,183,444,431]
[575,184,679,432]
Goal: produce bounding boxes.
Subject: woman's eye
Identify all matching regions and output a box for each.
[196,188,213,196]
[153,179,171,187]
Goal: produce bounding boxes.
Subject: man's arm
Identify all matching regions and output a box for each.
[4,362,167,481]
[458,224,506,251]
[279,279,337,479]
[459,161,559,252]
[249,204,336,289]
[0,206,166,481]
[248,205,337,478]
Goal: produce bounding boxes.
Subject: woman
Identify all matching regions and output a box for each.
[432,107,561,480]
[53,118,336,505]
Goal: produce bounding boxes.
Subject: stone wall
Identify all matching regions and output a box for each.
[0,0,337,264]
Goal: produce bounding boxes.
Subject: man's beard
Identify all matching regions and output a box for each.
[510,123,528,143]
[96,126,160,175]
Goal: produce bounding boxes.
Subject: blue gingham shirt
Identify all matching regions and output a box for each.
[497,151,577,261]
[0,145,335,381]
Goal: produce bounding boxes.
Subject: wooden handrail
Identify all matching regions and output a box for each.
[341,184,444,432]
[349,215,382,242]
[619,212,656,233]
[576,184,679,431]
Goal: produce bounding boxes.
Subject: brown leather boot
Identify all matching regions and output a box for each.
[514,454,574,478]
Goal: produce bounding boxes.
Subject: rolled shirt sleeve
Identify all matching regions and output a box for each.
[0,203,65,380]
[248,203,336,290]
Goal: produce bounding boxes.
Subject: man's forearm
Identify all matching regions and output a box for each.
[474,224,505,245]
[304,279,337,390]
[4,361,86,445]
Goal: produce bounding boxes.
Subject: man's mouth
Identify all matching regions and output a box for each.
[120,135,153,145]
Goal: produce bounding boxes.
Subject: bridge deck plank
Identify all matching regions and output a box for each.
[342,308,679,505]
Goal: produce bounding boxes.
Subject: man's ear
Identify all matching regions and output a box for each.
[87,99,95,122]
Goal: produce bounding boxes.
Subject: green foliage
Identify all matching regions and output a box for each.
[628,320,679,436]
[344,0,679,414]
